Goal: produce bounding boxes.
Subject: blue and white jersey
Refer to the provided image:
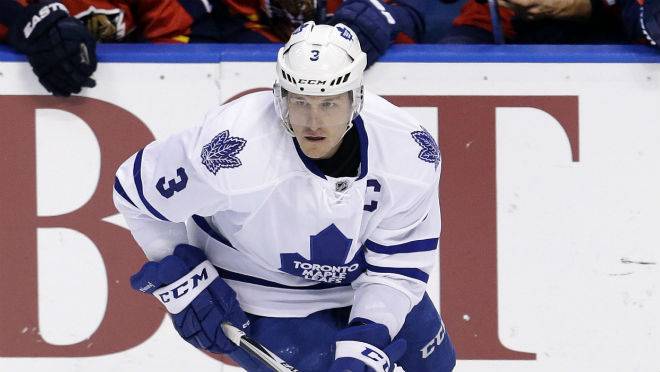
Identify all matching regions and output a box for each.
[113,90,441,338]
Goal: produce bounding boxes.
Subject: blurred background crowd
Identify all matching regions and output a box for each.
[0,0,659,96]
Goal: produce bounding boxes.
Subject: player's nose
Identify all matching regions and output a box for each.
[308,108,323,130]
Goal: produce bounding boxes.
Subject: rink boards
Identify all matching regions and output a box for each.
[0,44,659,372]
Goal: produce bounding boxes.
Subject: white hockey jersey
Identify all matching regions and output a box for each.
[113,90,441,338]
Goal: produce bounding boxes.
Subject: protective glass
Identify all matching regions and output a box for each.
[286,92,352,129]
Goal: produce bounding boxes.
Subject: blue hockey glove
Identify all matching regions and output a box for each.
[130,244,250,354]
[8,1,97,96]
[640,0,660,46]
[329,0,427,67]
[329,322,407,372]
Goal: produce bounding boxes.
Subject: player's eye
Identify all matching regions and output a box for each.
[321,101,336,109]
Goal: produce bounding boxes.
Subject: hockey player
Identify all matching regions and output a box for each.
[0,0,203,96]
[0,0,432,97]
[441,0,629,44]
[0,0,98,96]
[234,0,434,66]
[115,22,456,371]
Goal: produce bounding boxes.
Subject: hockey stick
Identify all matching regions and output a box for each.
[316,0,328,23]
[487,0,505,44]
[221,323,299,372]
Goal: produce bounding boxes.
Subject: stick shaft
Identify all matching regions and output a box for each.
[222,323,298,372]
[316,0,328,23]
[487,0,505,44]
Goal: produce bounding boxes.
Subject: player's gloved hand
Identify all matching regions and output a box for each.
[130,244,250,354]
[640,0,660,46]
[329,322,407,372]
[8,1,97,96]
[329,0,425,67]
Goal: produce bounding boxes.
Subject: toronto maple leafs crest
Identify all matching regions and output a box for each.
[279,224,365,285]
[411,126,440,169]
[200,130,246,174]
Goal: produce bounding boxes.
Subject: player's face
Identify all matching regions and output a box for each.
[287,92,352,159]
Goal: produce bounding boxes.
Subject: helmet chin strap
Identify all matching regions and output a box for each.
[338,121,354,140]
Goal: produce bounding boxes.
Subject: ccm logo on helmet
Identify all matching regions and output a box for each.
[297,79,326,85]
[281,69,352,87]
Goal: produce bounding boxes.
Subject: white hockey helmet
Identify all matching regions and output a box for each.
[274,21,367,135]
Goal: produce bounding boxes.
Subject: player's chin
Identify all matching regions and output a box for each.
[300,141,330,159]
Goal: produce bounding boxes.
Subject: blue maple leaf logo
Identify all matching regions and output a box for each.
[200,130,247,175]
[411,127,440,169]
[336,26,354,41]
[280,224,365,285]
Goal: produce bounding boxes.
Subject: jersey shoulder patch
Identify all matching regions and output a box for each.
[360,93,441,185]
[410,126,440,170]
[200,130,247,174]
[193,92,296,192]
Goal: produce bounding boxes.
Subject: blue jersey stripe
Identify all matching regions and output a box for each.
[192,215,235,249]
[354,116,369,180]
[366,264,429,283]
[113,177,137,208]
[133,149,170,222]
[217,267,351,289]
[365,238,438,254]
